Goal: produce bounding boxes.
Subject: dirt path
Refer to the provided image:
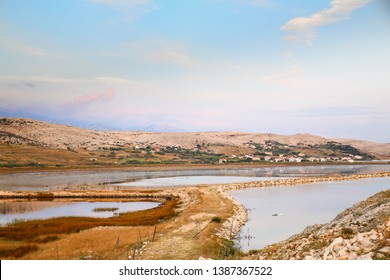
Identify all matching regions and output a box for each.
[139,187,239,259]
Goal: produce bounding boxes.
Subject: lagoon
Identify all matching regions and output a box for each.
[229,177,390,252]
[1,164,390,191]
[0,201,160,225]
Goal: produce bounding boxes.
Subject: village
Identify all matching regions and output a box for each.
[122,139,371,165]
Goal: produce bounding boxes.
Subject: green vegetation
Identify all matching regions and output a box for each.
[35,192,54,201]
[162,146,225,164]
[340,227,354,238]
[93,207,119,212]
[217,239,241,260]
[0,161,46,168]
[312,142,374,159]
[211,216,222,223]
[302,240,329,252]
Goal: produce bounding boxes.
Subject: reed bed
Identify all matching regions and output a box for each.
[0,197,179,259]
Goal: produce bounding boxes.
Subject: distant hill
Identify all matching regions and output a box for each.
[1,117,389,168]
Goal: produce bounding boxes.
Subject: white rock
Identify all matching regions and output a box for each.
[338,247,349,259]
[378,246,390,254]
[331,237,345,251]
[356,252,374,260]
[348,252,358,260]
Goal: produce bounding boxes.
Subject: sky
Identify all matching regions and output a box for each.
[0,0,390,142]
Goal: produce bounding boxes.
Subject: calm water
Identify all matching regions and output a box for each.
[114,176,289,188]
[1,164,390,191]
[0,201,160,225]
[229,177,390,252]
[1,165,389,237]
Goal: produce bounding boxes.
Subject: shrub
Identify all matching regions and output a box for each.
[217,239,240,259]
[341,227,354,237]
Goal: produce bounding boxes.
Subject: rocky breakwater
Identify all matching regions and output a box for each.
[216,172,390,192]
[245,189,390,260]
[212,186,248,240]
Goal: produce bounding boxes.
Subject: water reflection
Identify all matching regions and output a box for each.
[0,200,70,215]
[0,200,160,225]
[1,164,389,191]
[114,176,290,188]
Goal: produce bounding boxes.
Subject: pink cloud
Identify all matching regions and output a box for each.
[62,88,115,108]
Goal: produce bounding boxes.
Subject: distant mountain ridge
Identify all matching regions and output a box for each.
[1,117,390,161]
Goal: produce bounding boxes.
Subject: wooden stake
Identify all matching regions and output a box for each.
[152,226,157,242]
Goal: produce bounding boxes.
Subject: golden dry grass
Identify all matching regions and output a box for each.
[23,226,159,260]
[139,187,237,260]
[0,198,179,259]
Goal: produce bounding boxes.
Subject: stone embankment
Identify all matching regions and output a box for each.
[215,172,390,191]
[214,189,248,240]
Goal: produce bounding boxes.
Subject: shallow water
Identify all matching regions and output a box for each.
[1,164,389,191]
[113,176,290,188]
[0,201,160,225]
[229,177,390,252]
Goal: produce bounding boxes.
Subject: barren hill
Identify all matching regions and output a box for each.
[1,117,390,168]
[0,118,328,149]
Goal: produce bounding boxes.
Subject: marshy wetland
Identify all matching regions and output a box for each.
[0,164,390,259]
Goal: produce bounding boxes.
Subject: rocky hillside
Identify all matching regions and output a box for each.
[248,189,390,260]
[1,117,390,168]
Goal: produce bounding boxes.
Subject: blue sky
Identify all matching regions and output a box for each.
[1,0,389,142]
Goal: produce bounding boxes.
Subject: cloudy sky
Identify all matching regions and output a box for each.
[1,0,389,142]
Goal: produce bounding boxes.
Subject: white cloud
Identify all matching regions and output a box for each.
[257,51,311,90]
[247,0,269,8]
[281,0,372,45]
[257,67,310,90]
[127,39,195,65]
[0,37,69,58]
[88,0,150,6]
[0,75,154,88]
[147,49,194,65]
[87,0,158,20]
[93,76,154,88]
[215,0,270,8]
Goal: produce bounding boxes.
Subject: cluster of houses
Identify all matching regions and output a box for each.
[129,143,367,164]
[218,153,365,164]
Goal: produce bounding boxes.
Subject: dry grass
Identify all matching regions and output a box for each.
[0,198,178,259]
[0,143,93,168]
[23,226,158,260]
[139,187,238,260]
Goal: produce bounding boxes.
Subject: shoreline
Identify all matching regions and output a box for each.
[216,171,390,191]
[2,171,389,199]
[1,161,389,175]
